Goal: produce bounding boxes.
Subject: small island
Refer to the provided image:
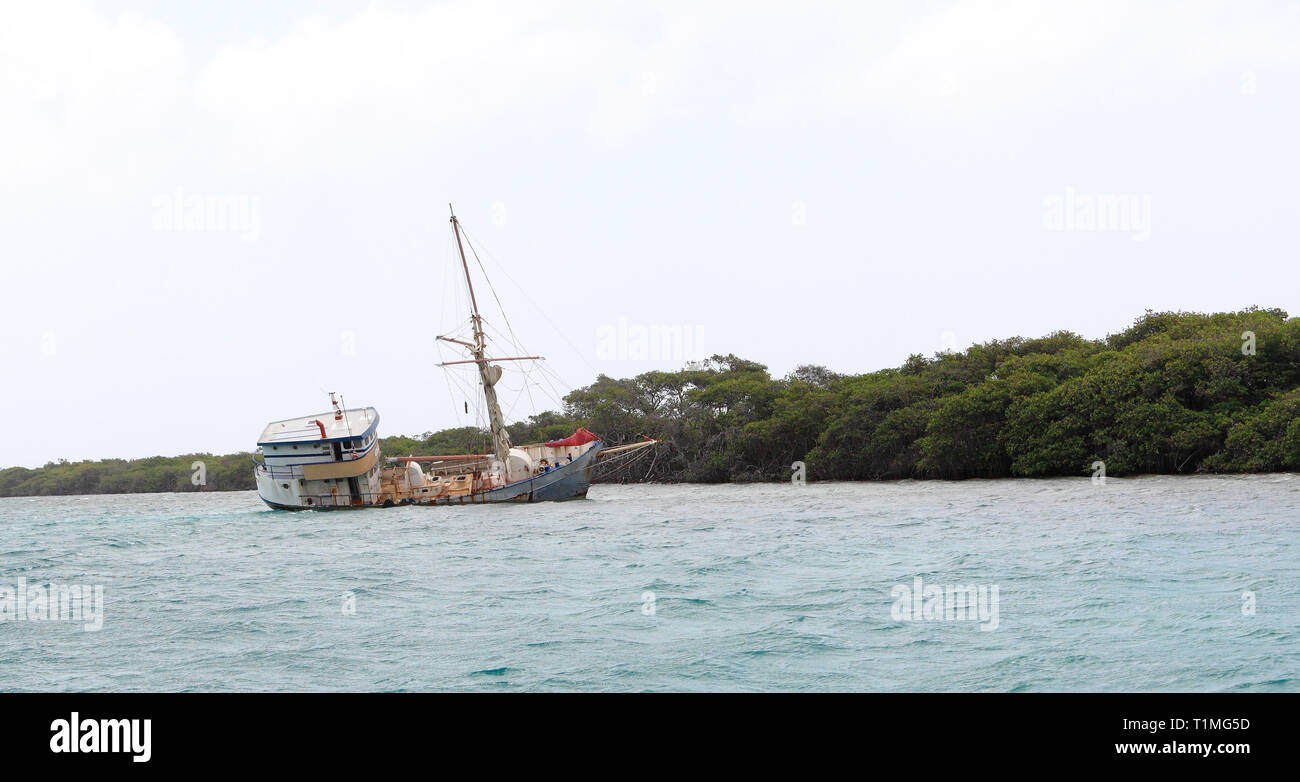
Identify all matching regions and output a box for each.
[2,307,1297,497]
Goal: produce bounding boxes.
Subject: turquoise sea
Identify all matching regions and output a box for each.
[1,477,1296,691]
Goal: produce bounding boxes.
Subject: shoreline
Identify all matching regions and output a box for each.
[1,469,1295,501]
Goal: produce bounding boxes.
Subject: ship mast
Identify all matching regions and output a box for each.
[447,204,514,468]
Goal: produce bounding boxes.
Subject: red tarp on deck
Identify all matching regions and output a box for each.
[543,428,599,447]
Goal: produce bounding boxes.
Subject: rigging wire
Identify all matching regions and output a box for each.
[459,222,600,380]
[433,214,590,445]
[458,228,544,418]
[591,442,657,482]
[480,319,568,413]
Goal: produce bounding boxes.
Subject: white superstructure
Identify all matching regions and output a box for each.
[254,397,383,509]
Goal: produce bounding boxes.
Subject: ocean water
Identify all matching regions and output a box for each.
[0,476,1296,692]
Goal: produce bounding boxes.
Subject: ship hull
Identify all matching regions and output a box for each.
[257,440,602,510]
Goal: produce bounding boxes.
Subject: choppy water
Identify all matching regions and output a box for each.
[1,476,1297,691]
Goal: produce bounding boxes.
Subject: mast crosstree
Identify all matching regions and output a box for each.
[441,204,538,468]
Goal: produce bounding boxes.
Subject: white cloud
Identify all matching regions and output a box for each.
[0,1,705,188]
[0,2,187,205]
[6,0,1300,192]
[796,0,1300,123]
[191,1,816,169]
[192,2,610,175]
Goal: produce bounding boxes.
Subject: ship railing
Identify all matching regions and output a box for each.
[254,461,306,480]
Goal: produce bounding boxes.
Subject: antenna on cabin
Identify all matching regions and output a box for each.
[338,393,355,438]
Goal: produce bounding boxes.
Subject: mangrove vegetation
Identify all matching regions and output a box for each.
[2,307,1297,496]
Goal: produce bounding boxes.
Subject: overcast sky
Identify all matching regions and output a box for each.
[2,0,1298,467]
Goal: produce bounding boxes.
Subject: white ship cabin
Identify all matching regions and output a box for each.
[255,407,381,509]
